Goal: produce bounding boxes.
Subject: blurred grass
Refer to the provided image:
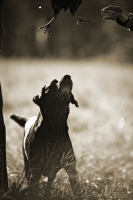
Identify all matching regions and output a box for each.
[0,58,133,198]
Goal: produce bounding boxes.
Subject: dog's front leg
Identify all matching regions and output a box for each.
[65,163,83,196]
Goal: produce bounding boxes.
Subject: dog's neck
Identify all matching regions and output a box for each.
[36,107,69,138]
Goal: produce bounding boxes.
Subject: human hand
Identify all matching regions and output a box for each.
[101,5,129,22]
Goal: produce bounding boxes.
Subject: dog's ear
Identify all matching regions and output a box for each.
[33,86,46,106]
[71,94,79,107]
[33,95,42,106]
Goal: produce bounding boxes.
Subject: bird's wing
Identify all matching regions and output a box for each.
[51,0,60,15]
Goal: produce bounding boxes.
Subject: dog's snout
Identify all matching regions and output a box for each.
[64,75,71,79]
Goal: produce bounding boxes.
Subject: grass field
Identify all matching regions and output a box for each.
[0,58,133,199]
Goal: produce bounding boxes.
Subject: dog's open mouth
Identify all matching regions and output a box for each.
[58,75,73,93]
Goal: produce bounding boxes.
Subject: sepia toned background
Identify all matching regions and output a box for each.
[0,0,133,193]
[0,0,133,61]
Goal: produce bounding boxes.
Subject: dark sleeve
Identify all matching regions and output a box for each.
[116,13,133,32]
[116,18,129,27]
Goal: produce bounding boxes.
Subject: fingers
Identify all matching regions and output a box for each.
[101,5,124,14]
[103,16,116,21]
[101,5,129,22]
[102,11,121,21]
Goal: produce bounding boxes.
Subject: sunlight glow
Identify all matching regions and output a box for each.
[10,174,14,177]
[89,155,94,159]
[118,118,125,129]
[97,177,102,181]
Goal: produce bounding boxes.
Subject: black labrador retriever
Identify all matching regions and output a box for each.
[11,75,82,197]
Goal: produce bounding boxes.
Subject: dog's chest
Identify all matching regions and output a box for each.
[23,114,72,161]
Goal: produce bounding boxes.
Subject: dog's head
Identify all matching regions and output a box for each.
[33,75,78,121]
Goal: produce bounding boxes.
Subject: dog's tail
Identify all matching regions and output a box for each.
[10,114,29,127]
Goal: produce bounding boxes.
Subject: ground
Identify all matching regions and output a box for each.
[0,58,133,199]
